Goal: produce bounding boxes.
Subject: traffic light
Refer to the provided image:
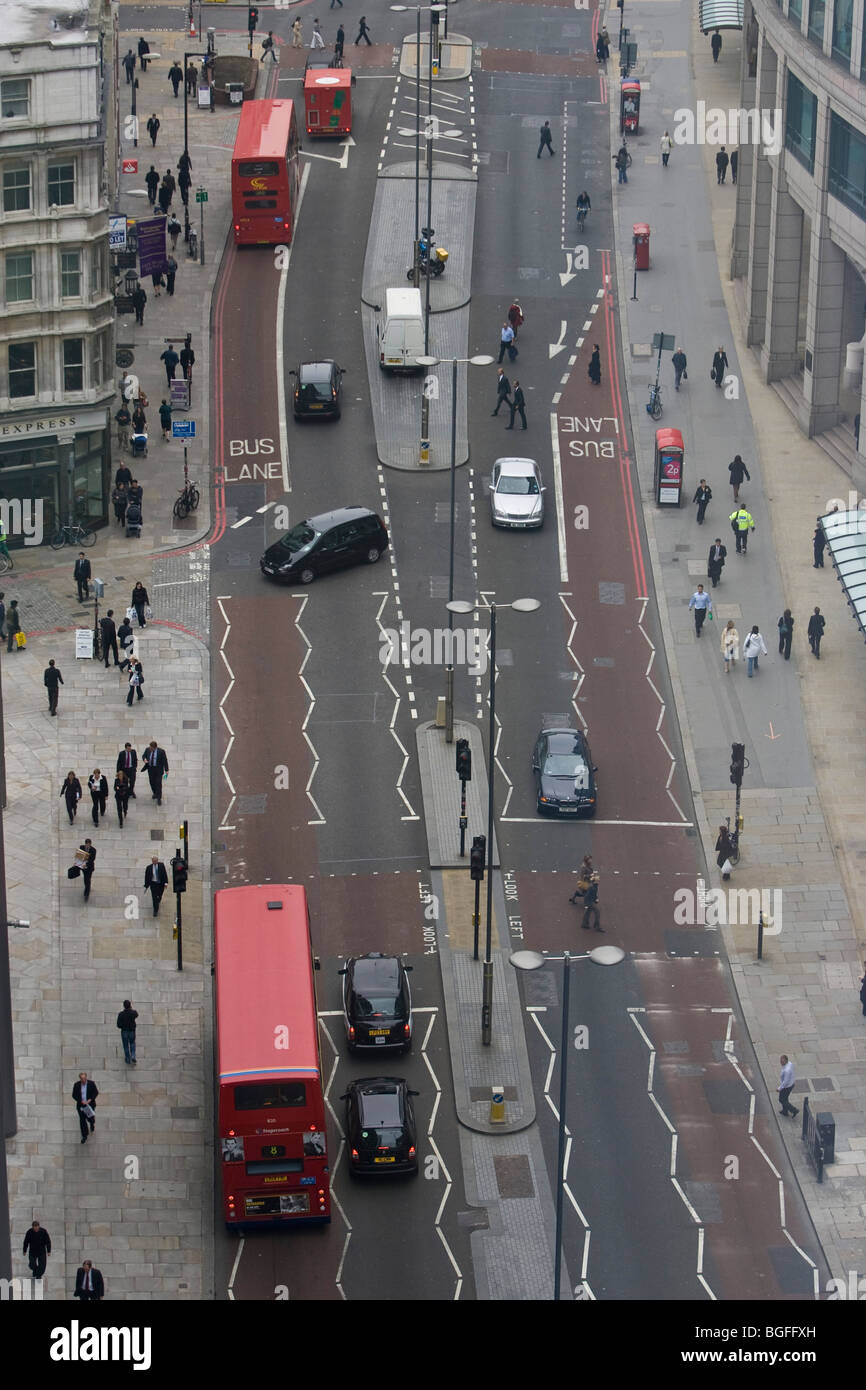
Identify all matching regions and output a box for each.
[171,854,188,894]
[248,6,259,32]
[730,742,745,786]
[470,835,486,881]
[455,738,471,782]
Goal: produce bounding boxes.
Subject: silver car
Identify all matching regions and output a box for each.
[490,457,545,529]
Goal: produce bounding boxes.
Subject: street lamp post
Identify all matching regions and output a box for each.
[391,5,422,288]
[183,48,205,244]
[448,597,540,1044]
[510,944,625,1299]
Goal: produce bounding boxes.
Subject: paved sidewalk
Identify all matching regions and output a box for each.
[609,1,866,1284]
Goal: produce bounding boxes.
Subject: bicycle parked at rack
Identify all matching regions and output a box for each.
[50,519,96,550]
[173,479,200,520]
[646,382,663,420]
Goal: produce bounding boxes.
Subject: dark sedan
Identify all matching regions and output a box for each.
[341,1078,419,1176]
[291,360,344,419]
[532,725,598,817]
[339,953,413,1054]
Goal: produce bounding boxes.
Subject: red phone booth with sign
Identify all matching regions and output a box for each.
[633,223,650,270]
[654,427,684,506]
[303,68,352,137]
[620,79,640,133]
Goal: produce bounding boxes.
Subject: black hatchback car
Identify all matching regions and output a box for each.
[532,724,598,817]
[260,507,389,584]
[291,360,344,420]
[339,953,413,1054]
[341,1077,419,1176]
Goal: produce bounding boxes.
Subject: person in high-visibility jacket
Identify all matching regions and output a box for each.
[729,506,755,555]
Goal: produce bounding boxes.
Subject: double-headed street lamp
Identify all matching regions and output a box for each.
[510,945,625,1299]
[447,597,540,1044]
[417,354,494,738]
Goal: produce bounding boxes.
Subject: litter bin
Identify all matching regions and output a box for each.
[633,223,650,270]
[226,82,244,105]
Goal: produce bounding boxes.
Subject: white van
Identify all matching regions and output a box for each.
[377,287,425,373]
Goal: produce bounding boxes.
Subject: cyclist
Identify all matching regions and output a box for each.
[575,190,591,227]
[0,519,9,562]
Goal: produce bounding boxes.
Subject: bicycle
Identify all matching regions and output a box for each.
[173,480,200,520]
[646,382,663,420]
[576,204,589,231]
[725,816,741,865]
[0,545,13,573]
[50,520,96,550]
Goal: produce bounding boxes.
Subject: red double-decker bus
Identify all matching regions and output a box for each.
[214,885,330,1228]
[231,99,301,246]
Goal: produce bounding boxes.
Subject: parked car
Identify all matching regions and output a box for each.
[490,457,545,529]
[341,1077,420,1176]
[532,723,597,816]
[260,507,388,584]
[339,953,413,1053]
[290,360,344,420]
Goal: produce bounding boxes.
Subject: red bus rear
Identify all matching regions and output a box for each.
[303,68,353,137]
[231,99,301,246]
[214,885,330,1227]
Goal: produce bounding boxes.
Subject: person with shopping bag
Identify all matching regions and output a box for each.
[130,581,150,628]
[720,619,739,673]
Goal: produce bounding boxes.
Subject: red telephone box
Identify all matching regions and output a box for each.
[654,427,684,506]
[633,223,650,270]
[620,79,640,133]
[303,68,352,137]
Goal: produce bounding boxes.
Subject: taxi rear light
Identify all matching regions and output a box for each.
[351,1148,359,1161]
[348,1025,355,1042]
[408,1146,416,1158]
[403,1023,410,1038]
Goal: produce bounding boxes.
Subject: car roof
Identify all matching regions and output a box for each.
[494,457,539,475]
[541,727,587,747]
[301,507,382,530]
[298,360,336,379]
[351,954,401,986]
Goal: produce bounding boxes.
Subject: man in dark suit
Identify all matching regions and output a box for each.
[79,839,96,901]
[144,856,168,916]
[23,1220,51,1278]
[707,538,727,588]
[116,743,138,798]
[100,609,120,667]
[73,552,91,603]
[74,1260,104,1300]
[144,741,169,805]
[72,1072,99,1142]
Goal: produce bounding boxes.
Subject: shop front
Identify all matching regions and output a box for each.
[0,407,109,547]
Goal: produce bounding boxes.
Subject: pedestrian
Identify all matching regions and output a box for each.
[167,213,182,252]
[354,15,372,44]
[116,742,138,796]
[138,36,150,72]
[711,28,722,62]
[186,61,198,95]
[168,61,183,97]
[131,284,147,325]
[73,1260,104,1300]
[177,151,191,178]
[179,342,195,379]
[569,854,594,902]
[688,583,712,637]
[60,771,82,825]
[129,477,144,509]
[159,398,173,439]
[144,740,169,805]
[600,26,610,58]
[506,380,527,430]
[730,149,738,184]
[23,1220,51,1279]
[5,599,21,653]
[720,618,739,673]
[145,114,160,150]
[335,23,345,61]
[860,964,866,1017]
[716,146,729,184]
[743,625,768,676]
[88,768,108,826]
[117,1000,139,1064]
[660,130,672,167]
[261,30,278,60]
[161,345,179,386]
[693,479,712,524]
[711,345,728,387]
[118,618,135,672]
[144,855,169,916]
[596,32,606,61]
[114,769,131,827]
[157,183,171,218]
[100,610,120,667]
[614,144,628,183]
[115,401,132,450]
[491,368,511,417]
[131,581,149,629]
[777,609,794,660]
[178,167,191,206]
[588,344,602,386]
[812,520,826,568]
[807,606,825,658]
[292,17,303,47]
[127,661,144,706]
[132,404,146,438]
[77,839,96,901]
[728,453,750,500]
[311,19,326,48]
[165,254,178,295]
[73,551,91,603]
[537,120,555,157]
[580,873,604,932]
[729,505,755,554]
[715,824,734,879]
[498,321,517,364]
[145,165,159,205]
[72,1071,98,1143]
[43,658,64,715]
[112,481,128,527]
[777,1054,798,1117]
[672,345,687,389]
[123,49,136,84]
[507,300,524,338]
[117,460,133,489]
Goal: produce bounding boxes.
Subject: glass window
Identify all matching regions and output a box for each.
[0,78,29,118]
[47,162,75,207]
[861,18,866,80]
[6,252,33,303]
[829,112,866,218]
[62,338,84,392]
[831,0,854,63]
[8,342,36,398]
[807,0,826,43]
[61,250,81,298]
[91,330,107,387]
[789,0,803,22]
[785,72,818,173]
[234,1081,307,1110]
[3,167,30,213]
[90,243,106,295]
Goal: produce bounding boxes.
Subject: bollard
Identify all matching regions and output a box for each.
[490,1084,505,1124]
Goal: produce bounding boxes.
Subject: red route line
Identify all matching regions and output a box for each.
[599,247,648,599]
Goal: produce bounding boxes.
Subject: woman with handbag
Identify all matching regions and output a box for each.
[60,771,82,825]
[720,619,739,674]
[777,609,794,660]
[114,769,131,827]
[131,581,150,628]
[715,825,734,881]
[126,661,144,707]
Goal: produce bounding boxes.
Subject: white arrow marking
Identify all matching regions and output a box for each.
[560,251,577,287]
[303,135,356,169]
[549,321,568,359]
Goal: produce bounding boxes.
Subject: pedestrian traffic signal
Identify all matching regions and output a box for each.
[730,742,746,786]
[470,835,486,881]
[171,854,188,894]
[455,738,471,782]
[248,5,259,32]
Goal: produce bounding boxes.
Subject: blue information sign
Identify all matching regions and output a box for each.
[172,420,196,438]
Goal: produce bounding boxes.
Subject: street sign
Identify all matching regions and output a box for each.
[170,378,190,411]
[122,159,138,175]
[109,215,127,250]
[196,189,208,203]
[172,420,196,438]
[75,628,94,659]
[651,333,676,352]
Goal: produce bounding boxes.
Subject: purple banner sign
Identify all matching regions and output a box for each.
[137,217,167,278]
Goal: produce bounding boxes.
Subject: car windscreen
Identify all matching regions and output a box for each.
[544,752,589,782]
[497,475,538,495]
[278,522,319,553]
